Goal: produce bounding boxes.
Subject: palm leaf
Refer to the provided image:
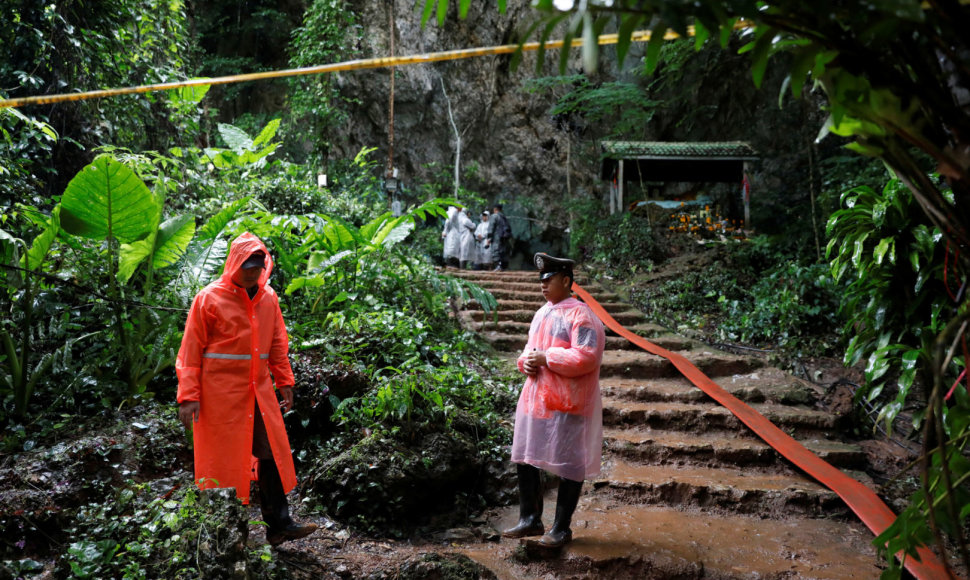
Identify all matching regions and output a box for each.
[152,214,196,269]
[197,197,251,241]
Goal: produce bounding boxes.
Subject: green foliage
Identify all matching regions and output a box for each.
[629,236,841,355]
[1,0,195,197]
[826,178,953,432]
[522,39,696,140]
[568,200,666,275]
[287,0,356,160]
[524,75,663,139]
[61,484,275,579]
[874,381,970,578]
[0,107,58,209]
[634,267,746,333]
[0,143,265,420]
[720,261,840,351]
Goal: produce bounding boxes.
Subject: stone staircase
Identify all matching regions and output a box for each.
[449,268,886,579]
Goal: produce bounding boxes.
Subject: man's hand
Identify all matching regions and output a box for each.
[522,349,547,376]
[279,386,294,413]
[178,401,200,430]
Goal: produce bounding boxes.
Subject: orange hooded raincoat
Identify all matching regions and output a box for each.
[176,232,297,503]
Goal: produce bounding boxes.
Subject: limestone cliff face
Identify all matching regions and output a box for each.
[329,0,828,251]
[331,1,572,213]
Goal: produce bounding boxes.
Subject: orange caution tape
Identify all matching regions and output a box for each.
[572,282,956,580]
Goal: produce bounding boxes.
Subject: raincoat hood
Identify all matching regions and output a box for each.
[222,232,274,288]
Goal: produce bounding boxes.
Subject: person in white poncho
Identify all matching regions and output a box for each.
[474,211,491,270]
[457,208,478,269]
[440,206,461,268]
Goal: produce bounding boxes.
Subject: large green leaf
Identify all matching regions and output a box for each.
[197,197,251,241]
[218,123,253,154]
[22,206,60,272]
[168,79,210,106]
[359,214,387,242]
[116,214,193,284]
[117,238,154,283]
[252,118,281,149]
[60,154,156,243]
[318,214,368,253]
[182,238,228,289]
[152,214,196,269]
[376,220,414,248]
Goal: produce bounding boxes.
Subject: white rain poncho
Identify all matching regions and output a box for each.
[458,210,478,263]
[512,297,605,482]
[474,218,490,264]
[441,206,461,260]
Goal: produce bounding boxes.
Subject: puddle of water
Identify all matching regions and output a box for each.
[464,501,880,579]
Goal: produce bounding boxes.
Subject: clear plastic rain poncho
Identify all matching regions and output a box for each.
[474,217,490,263]
[458,209,478,263]
[441,206,461,260]
[513,297,606,482]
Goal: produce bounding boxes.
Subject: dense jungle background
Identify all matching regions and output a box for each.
[2,0,969,578]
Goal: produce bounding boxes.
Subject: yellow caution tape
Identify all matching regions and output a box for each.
[0,28,692,109]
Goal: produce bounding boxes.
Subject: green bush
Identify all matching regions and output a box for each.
[60,485,277,579]
[720,261,841,353]
[569,201,667,275]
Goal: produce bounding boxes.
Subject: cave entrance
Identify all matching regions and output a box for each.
[599,141,759,228]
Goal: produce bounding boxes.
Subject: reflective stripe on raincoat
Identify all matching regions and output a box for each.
[176,232,297,503]
[512,297,605,482]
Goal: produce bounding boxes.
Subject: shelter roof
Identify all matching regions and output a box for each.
[600,141,759,183]
[601,141,759,160]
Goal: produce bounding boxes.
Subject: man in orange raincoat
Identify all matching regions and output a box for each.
[502,252,605,551]
[176,232,317,546]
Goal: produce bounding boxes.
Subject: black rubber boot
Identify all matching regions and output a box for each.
[258,459,317,546]
[501,464,545,538]
[536,477,583,548]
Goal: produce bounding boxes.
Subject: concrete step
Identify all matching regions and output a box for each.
[598,349,763,379]
[602,399,842,434]
[603,428,867,469]
[468,319,692,351]
[593,459,849,518]
[600,369,818,406]
[463,308,647,326]
[480,331,692,353]
[484,287,623,302]
[467,298,636,314]
[471,499,882,580]
[445,269,595,285]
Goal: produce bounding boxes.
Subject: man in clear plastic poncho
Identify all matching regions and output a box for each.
[503,253,605,549]
[440,206,461,268]
[176,232,317,546]
[458,207,478,269]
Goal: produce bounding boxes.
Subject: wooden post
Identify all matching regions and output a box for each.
[618,159,625,214]
[742,163,750,230]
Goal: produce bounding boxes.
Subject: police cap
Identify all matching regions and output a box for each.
[534,252,575,281]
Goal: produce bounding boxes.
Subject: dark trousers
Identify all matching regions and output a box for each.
[253,403,292,531]
[491,238,509,269]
